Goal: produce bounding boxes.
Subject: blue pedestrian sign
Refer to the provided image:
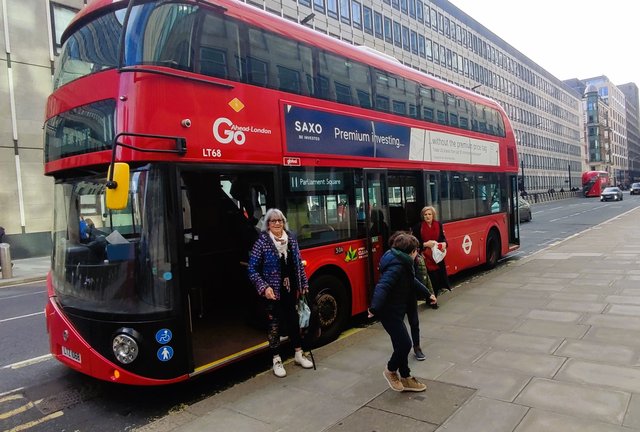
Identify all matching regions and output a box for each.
[155,329,172,344]
[157,346,174,361]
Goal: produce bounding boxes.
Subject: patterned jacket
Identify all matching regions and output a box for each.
[248,231,309,299]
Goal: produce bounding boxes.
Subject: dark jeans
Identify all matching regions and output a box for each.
[265,287,302,357]
[380,311,412,378]
[406,300,420,347]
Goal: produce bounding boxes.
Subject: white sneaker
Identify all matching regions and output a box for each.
[273,356,286,377]
[294,350,314,369]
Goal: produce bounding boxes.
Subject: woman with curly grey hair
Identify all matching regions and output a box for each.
[248,208,313,377]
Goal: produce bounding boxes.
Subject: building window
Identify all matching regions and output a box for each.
[384,17,393,43]
[416,1,423,22]
[374,11,383,39]
[340,0,351,24]
[299,0,311,6]
[50,2,79,54]
[418,35,425,58]
[410,30,418,55]
[400,0,408,14]
[314,0,326,13]
[352,1,362,29]
[363,6,373,34]
[402,25,410,51]
[327,0,338,19]
[393,21,402,48]
[406,0,415,18]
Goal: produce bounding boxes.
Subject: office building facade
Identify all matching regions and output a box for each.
[619,83,640,183]
[0,0,84,257]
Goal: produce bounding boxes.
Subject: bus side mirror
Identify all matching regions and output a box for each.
[106,163,130,210]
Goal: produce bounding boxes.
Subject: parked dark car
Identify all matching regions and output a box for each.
[600,187,623,201]
[630,183,640,195]
[518,198,532,222]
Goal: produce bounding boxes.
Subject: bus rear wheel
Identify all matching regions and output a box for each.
[309,274,349,345]
[485,231,501,269]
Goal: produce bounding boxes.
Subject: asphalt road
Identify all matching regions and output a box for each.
[510,194,640,260]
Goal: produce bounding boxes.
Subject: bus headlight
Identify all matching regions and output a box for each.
[112,333,139,364]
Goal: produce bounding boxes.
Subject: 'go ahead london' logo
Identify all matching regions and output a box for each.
[212,117,272,145]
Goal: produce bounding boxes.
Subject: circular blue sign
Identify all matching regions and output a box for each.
[155,329,172,344]
[157,345,174,362]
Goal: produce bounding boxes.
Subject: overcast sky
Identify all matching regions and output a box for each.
[447,0,640,88]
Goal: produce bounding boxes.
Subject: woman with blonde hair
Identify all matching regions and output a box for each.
[411,206,450,298]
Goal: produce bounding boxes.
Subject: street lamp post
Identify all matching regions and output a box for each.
[568,163,572,190]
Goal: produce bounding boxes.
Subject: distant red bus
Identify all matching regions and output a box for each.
[43,0,520,385]
[582,171,610,197]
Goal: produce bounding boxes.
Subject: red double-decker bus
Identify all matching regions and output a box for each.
[44,0,520,385]
[582,171,610,197]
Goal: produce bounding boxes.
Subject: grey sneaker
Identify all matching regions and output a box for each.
[383,368,404,392]
[414,346,426,361]
[400,376,427,392]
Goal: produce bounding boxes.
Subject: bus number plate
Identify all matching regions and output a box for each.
[62,346,82,363]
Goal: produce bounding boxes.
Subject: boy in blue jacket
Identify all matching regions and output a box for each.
[368,233,430,392]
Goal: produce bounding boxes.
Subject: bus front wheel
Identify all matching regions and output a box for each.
[309,274,349,345]
[485,231,501,269]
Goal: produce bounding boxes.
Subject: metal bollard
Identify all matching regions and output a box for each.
[0,243,12,279]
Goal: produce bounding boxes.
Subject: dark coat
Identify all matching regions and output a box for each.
[369,249,429,317]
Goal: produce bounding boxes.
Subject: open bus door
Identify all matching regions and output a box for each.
[362,170,388,299]
[361,170,425,299]
[178,168,275,374]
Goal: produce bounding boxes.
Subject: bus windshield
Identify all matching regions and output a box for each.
[53,8,125,89]
[51,166,175,316]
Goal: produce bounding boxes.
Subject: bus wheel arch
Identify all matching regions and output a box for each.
[308,268,351,346]
[485,228,501,269]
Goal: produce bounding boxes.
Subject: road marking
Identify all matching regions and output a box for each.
[0,388,24,399]
[0,392,64,432]
[2,354,52,370]
[0,311,44,323]
[4,410,63,432]
[0,394,22,404]
[0,291,46,300]
[0,399,42,420]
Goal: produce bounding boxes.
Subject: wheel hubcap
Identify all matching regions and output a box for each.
[316,292,337,328]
